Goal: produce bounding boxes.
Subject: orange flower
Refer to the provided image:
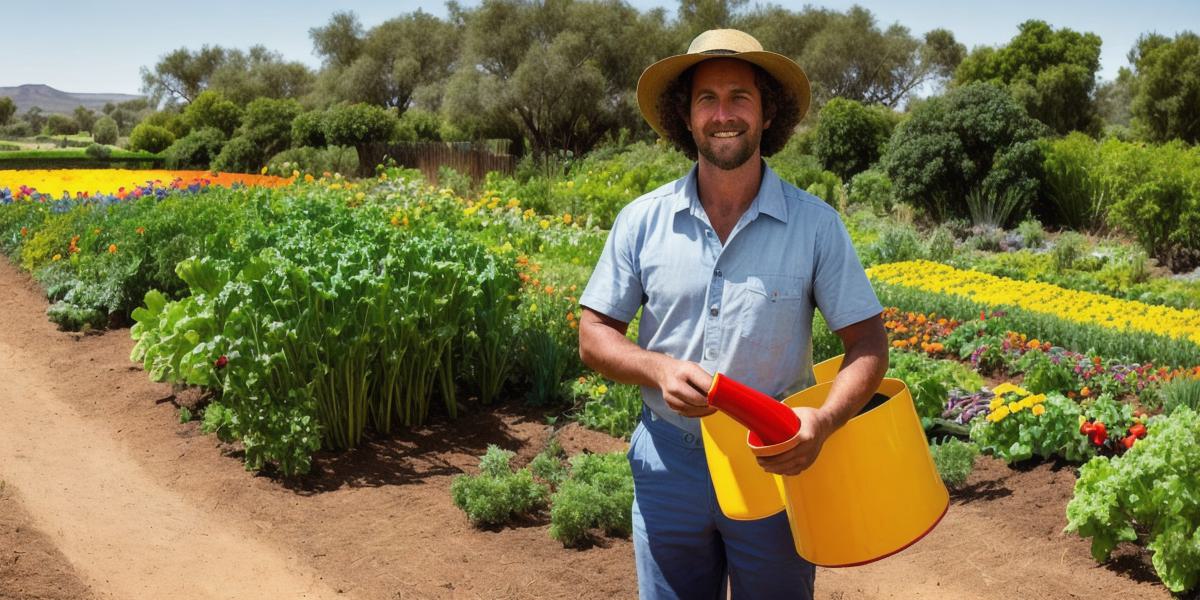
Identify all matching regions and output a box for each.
[544,285,555,294]
[1080,386,1091,397]
[135,227,145,235]
[108,244,117,254]
[19,226,28,237]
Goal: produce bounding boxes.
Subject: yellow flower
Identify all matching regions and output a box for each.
[539,219,550,229]
[566,180,575,189]
[292,169,300,178]
[989,397,1004,410]
[562,213,573,225]
[1031,404,1046,416]
[304,174,314,183]
[596,384,608,396]
[1009,402,1023,413]
[987,405,1011,423]
[992,382,1021,396]
[355,191,366,201]
[260,166,268,175]
[52,253,62,261]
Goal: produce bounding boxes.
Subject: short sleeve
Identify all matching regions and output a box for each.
[812,213,883,331]
[579,208,644,323]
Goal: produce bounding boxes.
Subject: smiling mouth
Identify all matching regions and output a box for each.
[712,131,743,138]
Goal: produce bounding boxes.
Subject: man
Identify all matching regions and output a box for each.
[577,29,888,599]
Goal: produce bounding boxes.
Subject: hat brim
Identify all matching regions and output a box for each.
[636,50,811,140]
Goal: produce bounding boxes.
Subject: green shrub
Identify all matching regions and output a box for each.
[529,437,568,486]
[549,452,633,546]
[1040,133,1109,230]
[210,135,261,173]
[266,146,358,177]
[1051,231,1089,273]
[2,121,32,138]
[128,123,175,154]
[929,437,979,489]
[164,127,226,169]
[813,98,895,179]
[183,91,243,137]
[572,374,641,439]
[84,143,111,160]
[1016,217,1046,248]
[847,168,893,214]
[883,82,1047,222]
[291,110,326,148]
[324,103,398,147]
[46,114,79,135]
[239,97,302,160]
[92,117,118,145]
[926,226,956,262]
[437,166,473,197]
[398,109,443,141]
[451,445,549,526]
[1101,139,1200,270]
[863,221,925,266]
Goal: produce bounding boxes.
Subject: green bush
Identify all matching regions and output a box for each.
[929,437,979,488]
[883,82,1047,222]
[1101,140,1200,270]
[451,445,548,526]
[210,136,260,173]
[529,438,568,486]
[862,221,925,266]
[183,90,243,137]
[46,114,79,135]
[1051,231,1089,273]
[847,168,893,214]
[549,452,633,546]
[324,103,398,147]
[239,97,302,160]
[926,226,956,262]
[1040,133,1109,230]
[92,116,118,145]
[2,121,32,138]
[128,123,175,154]
[84,143,111,160]
[398,109,443,141]
[813,98,895,179]
[266,146,358,177]
[291,110,326,148]
[572,374,641,439]
[1016,217,1046,249]
[164,127,226,169]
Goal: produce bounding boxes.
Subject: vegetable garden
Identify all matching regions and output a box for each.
[2,139,1200,597]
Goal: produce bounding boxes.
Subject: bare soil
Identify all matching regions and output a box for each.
[0,256,1176,599]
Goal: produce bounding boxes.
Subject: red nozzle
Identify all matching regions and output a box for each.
[707,373,800,446]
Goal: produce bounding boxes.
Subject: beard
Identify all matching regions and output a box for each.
[694,122,762,170]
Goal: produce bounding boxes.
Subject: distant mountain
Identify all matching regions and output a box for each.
[0,84,144,115]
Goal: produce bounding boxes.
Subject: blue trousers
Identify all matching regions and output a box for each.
[628,408,815,600]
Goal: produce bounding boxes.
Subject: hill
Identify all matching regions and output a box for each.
[0,84,143,115]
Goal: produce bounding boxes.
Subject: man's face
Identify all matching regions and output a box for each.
[687,58,771,171]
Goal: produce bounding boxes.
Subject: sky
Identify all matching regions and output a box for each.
[3,0,1196,95]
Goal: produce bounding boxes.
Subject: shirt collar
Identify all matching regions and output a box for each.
[673,161,789,224]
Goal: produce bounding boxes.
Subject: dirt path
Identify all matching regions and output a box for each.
[0,341,342,598]
[0,255,1177,599]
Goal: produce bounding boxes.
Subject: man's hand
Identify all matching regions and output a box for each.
[756,406,834,476]
[656,358,717,418]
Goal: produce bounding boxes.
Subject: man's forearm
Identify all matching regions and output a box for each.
[578,315,669,388]
[817,318,889,431]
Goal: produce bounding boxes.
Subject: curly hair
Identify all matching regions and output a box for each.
[657,61,801,161]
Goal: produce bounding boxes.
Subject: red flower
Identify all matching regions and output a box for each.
[214,355,228,369]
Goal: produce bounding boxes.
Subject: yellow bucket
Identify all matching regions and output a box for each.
[767,377,949,567]
[703,359,948,566]
[700,353,846,520]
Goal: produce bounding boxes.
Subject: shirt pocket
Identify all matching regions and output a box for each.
[732,274,808,339]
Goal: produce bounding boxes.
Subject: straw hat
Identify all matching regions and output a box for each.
[636,29,811,139]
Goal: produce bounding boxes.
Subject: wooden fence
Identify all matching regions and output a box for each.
[359,141,515,183]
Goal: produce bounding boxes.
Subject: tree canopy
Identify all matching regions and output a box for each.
[1127,31,1200,144]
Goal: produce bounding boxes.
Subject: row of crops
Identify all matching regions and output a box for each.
[2,163,1200,590]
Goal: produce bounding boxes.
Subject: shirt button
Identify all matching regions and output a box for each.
[715,268,722,277]
[709,304,719,317]
[705,348,716,360]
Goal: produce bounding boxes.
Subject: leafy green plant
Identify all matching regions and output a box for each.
[970,390,1091,463]
[929,437,979,488]
[1016,217,1045,248]
[529,437,568,486]
[887,350,983,426]
[1160,377,1200,415]
[549,452,633,546]
[572,374,641,439]
[1016,350,1078,394]
[451,445,549,526]
[1066,407,1200,593]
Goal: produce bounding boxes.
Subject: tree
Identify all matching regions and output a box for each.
[183,90,243,137]
[798,7,963,107]
[239,97,302,159]
[208,46,315,104]
[812,98,895,179]
[954,20,1102,135]
[739,6,833,61]
[46,114,80,135]
[22,107,46,133]
[164,127,227,169]
[73,106,97,133]
[1127,31,1200,143]
[444,0,671,155]
[291,110,327,147]
[93,116,118,145]
[882,82,1047,223]
[309,11,364,70]
[678,0,747,38]
[0,97,15,126]
[141,45,226,106]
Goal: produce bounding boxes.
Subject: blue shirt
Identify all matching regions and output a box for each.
[580,163,882,436]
